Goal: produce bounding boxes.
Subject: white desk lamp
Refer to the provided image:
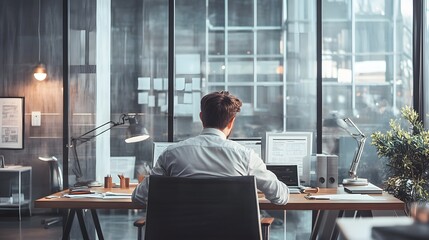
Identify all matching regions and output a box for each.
[69,114,150,187]
[336,118,368,186]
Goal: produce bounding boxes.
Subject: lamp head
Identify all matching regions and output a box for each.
[125,116,150,143]
[38,156,58,162]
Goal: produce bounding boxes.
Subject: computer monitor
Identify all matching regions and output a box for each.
[230,138,262,159]
[262,132,313,185]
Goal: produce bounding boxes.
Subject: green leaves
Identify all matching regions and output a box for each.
[371,106,429,202]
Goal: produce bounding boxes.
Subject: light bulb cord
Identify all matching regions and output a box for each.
[38,0,41,62]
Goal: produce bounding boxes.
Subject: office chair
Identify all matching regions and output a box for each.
[135,175,274,240]
[39,156,63,228]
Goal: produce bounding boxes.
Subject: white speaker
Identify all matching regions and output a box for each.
[316,154,327,188]
[326,155,338,188]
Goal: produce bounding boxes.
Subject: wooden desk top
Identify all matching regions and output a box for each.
[35,186,404,211]
[259,188,404,211]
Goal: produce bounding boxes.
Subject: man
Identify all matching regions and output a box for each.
[132,91,289,205]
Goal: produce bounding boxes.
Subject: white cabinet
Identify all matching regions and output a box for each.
[0,166,32,220]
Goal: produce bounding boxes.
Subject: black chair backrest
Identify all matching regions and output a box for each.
[145,175,262,240]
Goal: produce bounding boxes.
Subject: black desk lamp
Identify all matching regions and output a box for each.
[70,114,150,187]
[324,117,368,186]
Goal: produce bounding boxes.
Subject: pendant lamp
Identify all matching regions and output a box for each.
[34,0,47,81]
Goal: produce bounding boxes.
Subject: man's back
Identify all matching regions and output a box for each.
[155,128,252,178]
[132,128,289,205]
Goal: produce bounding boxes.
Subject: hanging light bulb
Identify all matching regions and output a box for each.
[34,63,47,81]
[34,0,47,81]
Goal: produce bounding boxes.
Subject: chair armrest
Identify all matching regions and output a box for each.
[134,218,146,227]
[261,217,274,226]
[134,218,146,240]
[261,217,275,240]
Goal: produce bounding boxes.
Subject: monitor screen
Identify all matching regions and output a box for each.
[263,132,312,185]
[230,138,262,159]
[266,165,300,186]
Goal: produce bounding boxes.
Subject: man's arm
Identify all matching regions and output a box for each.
[248,152,290,205]
[132,156,167,205]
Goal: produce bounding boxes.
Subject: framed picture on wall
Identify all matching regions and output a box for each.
[0,97,24,149]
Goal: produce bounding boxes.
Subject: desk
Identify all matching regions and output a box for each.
[35,187,404,240]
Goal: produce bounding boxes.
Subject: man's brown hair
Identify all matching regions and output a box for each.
[200,91,242,129]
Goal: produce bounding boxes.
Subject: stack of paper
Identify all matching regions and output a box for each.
[102,192,132,199]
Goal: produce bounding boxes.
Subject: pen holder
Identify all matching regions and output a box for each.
[120,177,130,188]
[124,177,130,188]
[119,178,125,188]
[104,176,112,188]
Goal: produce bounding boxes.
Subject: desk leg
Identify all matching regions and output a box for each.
[357,210,372,217]
[76,209,90,240]
[329,210,345,240]
[310,210,323,240]
[90,209,104,240]
[63,209,76,240]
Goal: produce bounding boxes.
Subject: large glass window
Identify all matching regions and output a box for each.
[67,0,414,198]
[173,0,317,141]
[322,0,413,184]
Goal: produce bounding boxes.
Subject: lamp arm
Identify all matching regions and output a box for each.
[71,138,82,179]
[69,114,128,183]
[349,137,366,179]
[72,120,122,146]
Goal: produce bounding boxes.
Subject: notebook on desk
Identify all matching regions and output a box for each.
[266,165,303,194]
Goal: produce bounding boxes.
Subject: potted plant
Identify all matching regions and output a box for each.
[371,106,429,203]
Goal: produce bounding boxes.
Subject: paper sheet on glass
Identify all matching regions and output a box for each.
[266,135,308,176]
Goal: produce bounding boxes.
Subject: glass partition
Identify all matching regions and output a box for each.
[68,0,168,185]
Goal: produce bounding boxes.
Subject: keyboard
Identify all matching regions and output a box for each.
[289,188,301,194]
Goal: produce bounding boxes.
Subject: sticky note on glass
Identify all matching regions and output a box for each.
[153,78,163,90]
[138,77,151,90]
[148,95,155,107]
[138,92,149,104]
[184,93,193,104]
[185,83,192,92]
[163,78,168,90]
[192,78,201,90]
[176,78,185,91]
[158,93,166,106]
